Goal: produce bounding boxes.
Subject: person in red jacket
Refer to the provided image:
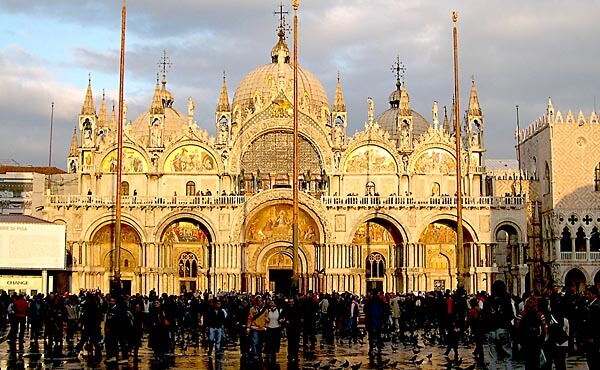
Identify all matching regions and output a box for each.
[8,293,29,345]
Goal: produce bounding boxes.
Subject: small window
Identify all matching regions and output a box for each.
[121,181,129,196]
[186,181,196,196]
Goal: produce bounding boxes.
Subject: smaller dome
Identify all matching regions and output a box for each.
[129,107,188,142]
[376,108,430,139]
[376,82,430,142]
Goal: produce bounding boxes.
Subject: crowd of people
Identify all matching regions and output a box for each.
[0,281,598,369]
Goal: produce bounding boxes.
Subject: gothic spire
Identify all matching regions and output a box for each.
[333,72,346,112]
[467,77,482,117]
[443,105,451,133]
[217,71,231,111]
[81,74,96,115]
[68,128,79,157]
[150,73,164,115]
[109,101,117,129]
[98,90,108,126]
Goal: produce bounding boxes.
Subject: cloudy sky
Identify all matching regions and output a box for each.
[0,0,598,169]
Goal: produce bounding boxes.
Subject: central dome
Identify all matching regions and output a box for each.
[232,32,330,119]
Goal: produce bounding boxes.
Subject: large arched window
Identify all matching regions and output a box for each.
[560,227,572,252]
[365,253,385,278]
[591,227,600,252]
[178,252,199,278]
[544,162,551,194]
[186,181,196,196]
[595,163,600,191]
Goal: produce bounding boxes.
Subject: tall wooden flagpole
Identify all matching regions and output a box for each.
[113,0,127,293]
[291,0,300,294]
[452,12,465,289]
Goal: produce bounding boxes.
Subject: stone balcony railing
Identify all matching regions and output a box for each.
[560,251,600,261]
[45,194,246,208]
[46,193,526,210]
[321,195,526,209]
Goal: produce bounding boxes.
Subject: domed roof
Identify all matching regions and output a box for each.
[376,108,429,138]
[232,32,329,118]
[129,107,188,140]
[376,83,430,140]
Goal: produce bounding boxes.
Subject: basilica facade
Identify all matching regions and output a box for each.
[43,26,527,296]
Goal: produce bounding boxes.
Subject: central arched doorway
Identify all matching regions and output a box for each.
[267,252,293,295]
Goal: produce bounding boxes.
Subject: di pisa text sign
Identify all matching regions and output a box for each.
[0,223,66,269]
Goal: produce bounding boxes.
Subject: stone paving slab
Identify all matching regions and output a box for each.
[0,330,589,370]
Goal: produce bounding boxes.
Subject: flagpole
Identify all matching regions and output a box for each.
[291,0,300,295]
[452,11,465,289]
[113,0,127,294]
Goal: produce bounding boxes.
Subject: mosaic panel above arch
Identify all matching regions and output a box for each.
[344,145,396,173]
[419,221,473,244]
[352,221,399,244]
[246,204,319,243]
[100,148,148,173]
[92,223,141,244]
[161,220,211,245]
[163,145,217,173]
[413,148,456,175]
[92,224,141,271]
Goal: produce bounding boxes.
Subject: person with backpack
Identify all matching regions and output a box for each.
[515,296,547,370]
[247,295,269,363]
[482,280,516,370]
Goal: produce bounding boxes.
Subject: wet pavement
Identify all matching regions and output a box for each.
[0,328,589,370]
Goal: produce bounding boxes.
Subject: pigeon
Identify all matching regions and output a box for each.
[391,344,398,353]
[426,353,432,360]
[340,360,350,368]
[307,361,322,369]
[408,355,417,362]
[329,359,338,365]
[380,358,390,366]
[412,348,420,354]
[414,358,424,366]
[350,362,362,370]
[386,360,398,369]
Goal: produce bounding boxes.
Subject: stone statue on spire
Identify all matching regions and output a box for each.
[367,97,375,124]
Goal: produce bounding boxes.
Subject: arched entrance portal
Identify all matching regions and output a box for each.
[93,223,141,295]
[161,218,211,294]
[267,252,293,295]
[565,268,587,292]
[352,218,403,294]
[419,220,474,292]
[246,204,318,293]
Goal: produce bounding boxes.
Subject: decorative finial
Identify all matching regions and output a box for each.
[102,89,105,99]
[293,0,299,10]
[337,71,340,83]
[391,56,406,87]
[88,73,92,84]
[158,49,172,84]
[471,75,475,86]
[452,11,458,23]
